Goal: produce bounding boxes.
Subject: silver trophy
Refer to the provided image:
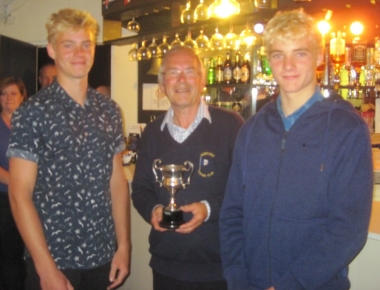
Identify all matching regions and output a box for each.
[152,159,194,229]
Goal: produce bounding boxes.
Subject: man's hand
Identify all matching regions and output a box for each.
[39,267,73,290]
[176,202,208,234]
[107,248,130,290]
[151,206,168,232]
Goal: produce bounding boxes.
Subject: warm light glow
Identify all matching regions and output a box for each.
[240,27,256,47]
[208,0,240,18]
[350,21,364,35]
[254,23,264,34]
[317,21,331,36]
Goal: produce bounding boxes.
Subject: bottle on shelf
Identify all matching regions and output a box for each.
[365,47,375,86]
[233,51,242,84]
[329,31,346,89]
[207,58,216,85]
[351,36,367,86]
[223,52,233,84]
[240,52,251,84]
[215,56,224,84]
[260,46,272,83]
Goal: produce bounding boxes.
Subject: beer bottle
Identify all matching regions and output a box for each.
[207,58,215,85]
[260,46,271,76]
[240,52,251,84]
[233,51,241,84]
[223,52,233,84]
[215,56,224,84]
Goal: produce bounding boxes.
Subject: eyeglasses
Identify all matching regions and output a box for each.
[161,68,199,80]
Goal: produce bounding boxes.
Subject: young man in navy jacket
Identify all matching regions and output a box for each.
[220,9,373,290]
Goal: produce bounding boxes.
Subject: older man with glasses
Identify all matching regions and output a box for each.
[132,46,244,290]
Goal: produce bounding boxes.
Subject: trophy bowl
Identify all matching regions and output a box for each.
[152,159,194,229]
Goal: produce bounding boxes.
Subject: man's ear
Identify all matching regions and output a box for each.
[46,43,56,60]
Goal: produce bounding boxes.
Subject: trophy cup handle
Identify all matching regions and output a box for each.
[182,161,194,188]
[152,159,163,186]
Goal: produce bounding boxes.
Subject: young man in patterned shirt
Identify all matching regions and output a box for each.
[7,8,130,290]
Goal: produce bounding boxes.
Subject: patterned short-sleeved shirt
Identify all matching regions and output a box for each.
[7,81,125,269]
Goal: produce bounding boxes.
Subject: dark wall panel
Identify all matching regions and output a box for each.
[0,35,37,97]
[38,44,111,91]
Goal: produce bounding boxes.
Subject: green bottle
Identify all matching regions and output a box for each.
[208,58,216,85]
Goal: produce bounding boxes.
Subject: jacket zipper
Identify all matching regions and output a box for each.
[267,131,288,285]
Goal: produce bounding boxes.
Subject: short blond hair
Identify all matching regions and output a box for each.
[46,8,98,44]
[263,9,322,55]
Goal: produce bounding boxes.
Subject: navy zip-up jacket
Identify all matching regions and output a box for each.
[220,96,373,289]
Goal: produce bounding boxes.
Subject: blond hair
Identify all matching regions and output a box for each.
[263,9,322,56]
[46,8,98,44]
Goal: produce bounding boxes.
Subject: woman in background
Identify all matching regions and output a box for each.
[0,77,27,290]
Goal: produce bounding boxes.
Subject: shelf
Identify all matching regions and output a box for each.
[104,9,276,45]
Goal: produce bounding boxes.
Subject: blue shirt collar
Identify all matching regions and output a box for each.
[277,87,324,131]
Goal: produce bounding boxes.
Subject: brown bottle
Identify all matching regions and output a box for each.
[240,53,251,84]
[232,52,241,84]
[223,52,233,84]
[215,56,224,84]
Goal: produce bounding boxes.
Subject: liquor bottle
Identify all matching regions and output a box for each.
[351,38,367,70]
[215,56,224,84]
[240,52,251,84]
[365,48,375,86]
[351,36,367,86]
[260,46,271,81]
[330,31,346,86]
[207,58,215,85]
[330,31,346,66]
[375,36,380,68]
[233,52,242,84]
[223,52,233,84]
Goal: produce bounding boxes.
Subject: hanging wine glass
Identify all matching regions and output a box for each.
[195,30,210,50]
[147,37,159,59]
[194,0,209,22]
[224,25,239,50]
[158,35,171,57]
[171,33,183,48]
[210,28,224,50]
[181,1,194,24]
[127,16,140,33]
[183,31,198,50]
[137,40,148,61]
[240,23,256,50]
[128,42,138,61]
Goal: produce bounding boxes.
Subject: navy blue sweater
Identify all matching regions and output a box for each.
[220,97,373,289]
[132,106,243,281]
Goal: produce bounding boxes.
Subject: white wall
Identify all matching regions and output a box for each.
[111,44,138,135]
[0,0,103,45]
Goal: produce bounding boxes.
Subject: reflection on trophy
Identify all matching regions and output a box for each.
[152,159,194,229]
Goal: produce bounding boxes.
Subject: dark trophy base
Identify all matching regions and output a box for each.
[159,209,184,229]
